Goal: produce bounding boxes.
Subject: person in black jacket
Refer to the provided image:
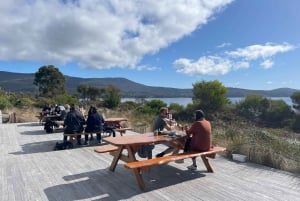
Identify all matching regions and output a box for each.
[63,104,85,145]
[84,106,105,144]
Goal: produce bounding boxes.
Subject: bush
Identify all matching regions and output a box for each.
[14,97,35,109]
[0,96,12,110]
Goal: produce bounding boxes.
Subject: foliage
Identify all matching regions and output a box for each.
[33,65,66,97]
[103,85,121,109]
[236,95,293,128]
[77,84,103,101]
[236,94,269,119]
[192,80,228,113]
[134,99,167,116]
[14,97,35,109]
[261,99,293,128]
[0,95,12,110]
[54,94,78,106]
[291,91,300,111]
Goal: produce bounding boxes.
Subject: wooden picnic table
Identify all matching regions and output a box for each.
[100,132,186,190]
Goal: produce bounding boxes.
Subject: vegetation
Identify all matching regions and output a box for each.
[0,77,299,174]
[34,65,66,97]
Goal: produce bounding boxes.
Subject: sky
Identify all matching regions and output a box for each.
[0,0,299,90]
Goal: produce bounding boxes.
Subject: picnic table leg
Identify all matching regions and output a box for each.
[109,146,124,172]
[201,156,214,173]
[126,145,145,190]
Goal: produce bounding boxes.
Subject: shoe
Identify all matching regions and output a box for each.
[175,159,184,164]
[83,141,89,146]
[97,140,101,144]
[187,165,197,171]
[156,152,165,158]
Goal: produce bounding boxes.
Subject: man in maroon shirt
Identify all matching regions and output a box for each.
[184,109,212,170]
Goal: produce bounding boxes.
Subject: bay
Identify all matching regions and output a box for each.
[122,97,293,107]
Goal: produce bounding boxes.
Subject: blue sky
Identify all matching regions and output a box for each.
[0,0,299,90]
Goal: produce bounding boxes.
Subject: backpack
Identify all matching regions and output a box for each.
[53,141,74,151]
[137,144,155,159]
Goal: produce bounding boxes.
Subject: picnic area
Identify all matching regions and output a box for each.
[0,122,299,201]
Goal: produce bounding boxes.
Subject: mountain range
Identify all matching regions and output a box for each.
[0,71,298,98]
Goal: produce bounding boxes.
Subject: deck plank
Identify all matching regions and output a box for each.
[0,122,299,201]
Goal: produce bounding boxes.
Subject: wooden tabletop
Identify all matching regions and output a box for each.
[103,132,185,146]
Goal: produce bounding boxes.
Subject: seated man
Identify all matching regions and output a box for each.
[152,107,182,158]
[63,104,85,145]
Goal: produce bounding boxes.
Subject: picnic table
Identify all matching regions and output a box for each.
[104,117,132,136]
[95,132,224,190]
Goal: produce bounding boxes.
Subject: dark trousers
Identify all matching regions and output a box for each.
[85,133,101,142]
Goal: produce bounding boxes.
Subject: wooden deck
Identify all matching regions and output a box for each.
[0,122,299,201]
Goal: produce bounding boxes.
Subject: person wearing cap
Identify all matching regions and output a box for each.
[184,109,212,171]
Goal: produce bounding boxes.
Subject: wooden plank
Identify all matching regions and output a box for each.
[1,123,299,201]
[125,146,226,169]
[94,145,119,153]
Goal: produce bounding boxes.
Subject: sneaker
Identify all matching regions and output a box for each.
[175,159,184,164]
[156,152,165,158]
[97,140,102,144]
[187,165,197,171]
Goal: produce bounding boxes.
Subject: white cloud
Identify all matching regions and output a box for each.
[174,43,295,75]
[261,59,274,69]
[266,81,273,85]
[216,42,231,48]
[0,0,234,69]
[226,43,295,60]
[174,56,240,75]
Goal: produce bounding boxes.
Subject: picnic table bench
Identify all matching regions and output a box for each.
[125,146,226,172]
[124,146,226,190]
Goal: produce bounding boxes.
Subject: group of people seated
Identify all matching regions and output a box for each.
[62,104,116,146]
[47,103,211,170]
[152,107,212,171]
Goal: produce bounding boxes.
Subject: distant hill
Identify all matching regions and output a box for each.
[0,71,299,98]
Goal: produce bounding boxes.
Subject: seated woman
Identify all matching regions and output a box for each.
[84,106,105,145]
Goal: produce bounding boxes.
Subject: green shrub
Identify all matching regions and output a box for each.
[0,96,12,110]
[14,97,35,109]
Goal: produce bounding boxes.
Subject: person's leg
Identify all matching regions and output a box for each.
[90,133,94,141]
[84,134,89,145]
[187,157,197,170]
[77,135,81,145]
[96,133,101,144]
[156,142,175,157]
[63,135,67,142]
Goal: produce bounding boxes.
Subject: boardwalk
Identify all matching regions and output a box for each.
[0,122,299,201]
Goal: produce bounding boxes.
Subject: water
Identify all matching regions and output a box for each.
[122,97,293,107]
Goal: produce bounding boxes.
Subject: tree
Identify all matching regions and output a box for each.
[236,94,268,119]
[103,85,121,109]
[291,91,300,111]
[33,65,66,97]
[192,80,228,113]
[77,84,89,101]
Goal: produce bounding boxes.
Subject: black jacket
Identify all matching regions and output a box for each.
[64,109,85,134]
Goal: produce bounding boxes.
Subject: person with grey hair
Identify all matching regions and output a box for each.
[184,109,212,170]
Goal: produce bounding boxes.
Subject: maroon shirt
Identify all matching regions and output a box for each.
[186,119,212,152]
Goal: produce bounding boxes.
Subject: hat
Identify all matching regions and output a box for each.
[195,110,205,120]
